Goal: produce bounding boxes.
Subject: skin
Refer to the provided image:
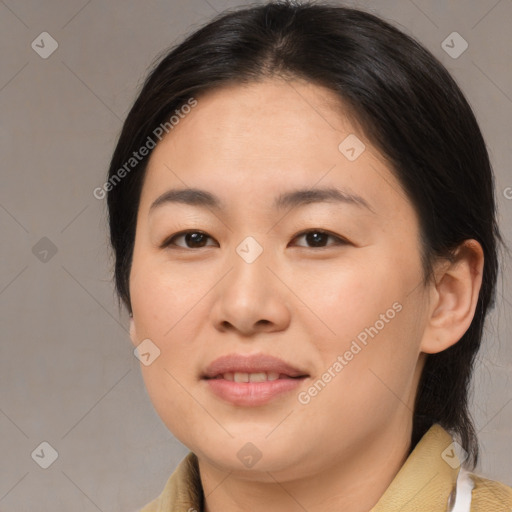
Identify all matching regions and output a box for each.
[129,78,484,512]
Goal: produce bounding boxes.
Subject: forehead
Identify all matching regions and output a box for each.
[139,79,412,221]
[166,79,355,158]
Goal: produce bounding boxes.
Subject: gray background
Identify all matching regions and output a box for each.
[0,0,511,510]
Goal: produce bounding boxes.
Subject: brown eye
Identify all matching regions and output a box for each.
[292,230,347,248]
[162,231,217,249]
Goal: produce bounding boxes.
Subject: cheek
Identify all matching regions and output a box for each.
[300,256,402,341]
[139,363,206,450]
[130,259,207,441]
[299,253,424,399]
[304,306,422,434]
[129,256,206,340]
[129,259,201,399]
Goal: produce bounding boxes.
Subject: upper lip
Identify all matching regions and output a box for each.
[201,353,309,379]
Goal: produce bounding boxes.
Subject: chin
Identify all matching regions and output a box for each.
[193,436,310,477]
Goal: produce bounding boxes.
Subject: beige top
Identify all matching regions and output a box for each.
[140,424,512,511]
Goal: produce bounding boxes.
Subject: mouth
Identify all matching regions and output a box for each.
[201,353,309,406]
[201,353,308,379]
[206,372,306,382]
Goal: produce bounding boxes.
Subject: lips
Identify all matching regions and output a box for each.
[201,353,309,406]
[201,353,308,380]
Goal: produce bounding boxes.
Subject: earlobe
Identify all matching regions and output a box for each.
[420,239,484,355]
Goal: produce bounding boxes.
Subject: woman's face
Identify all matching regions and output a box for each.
[129,78,433,479]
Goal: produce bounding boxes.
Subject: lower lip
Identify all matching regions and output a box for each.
[203,377,307,406]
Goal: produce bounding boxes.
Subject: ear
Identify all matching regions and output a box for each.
[420,239,484,354]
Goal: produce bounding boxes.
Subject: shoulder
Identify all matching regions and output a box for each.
[139,497,159,512]
[138,452,203,512]
[138,490,164,512]
[468,471,512,509]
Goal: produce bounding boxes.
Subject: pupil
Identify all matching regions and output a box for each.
[186,232,206,247]
[306,232,327,247]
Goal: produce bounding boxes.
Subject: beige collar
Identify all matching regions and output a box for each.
[370,423,460,511]
[145,423,461,512]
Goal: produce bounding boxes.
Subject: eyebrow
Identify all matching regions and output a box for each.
[149,186,374,214]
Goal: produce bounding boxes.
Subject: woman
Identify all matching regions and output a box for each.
[106,2,512,510]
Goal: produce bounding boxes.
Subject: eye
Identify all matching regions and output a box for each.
[161,230,218,249]
[290,229,348,248]
[161,228,348,250]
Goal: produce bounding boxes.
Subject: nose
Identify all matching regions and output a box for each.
[210,244,291,337]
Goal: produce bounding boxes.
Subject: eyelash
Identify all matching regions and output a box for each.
[160,229,349,250]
